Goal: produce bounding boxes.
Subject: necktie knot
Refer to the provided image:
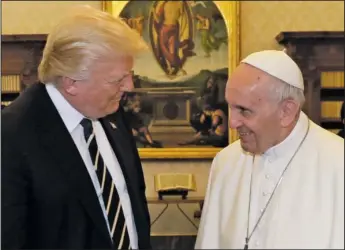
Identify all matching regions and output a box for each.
[80,118,93,141]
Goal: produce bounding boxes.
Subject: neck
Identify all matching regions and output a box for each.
[57,85,90,118]
[257,119,298,155]
[269,109,302,150]
[58,87,77,109]
[275,120,298,146]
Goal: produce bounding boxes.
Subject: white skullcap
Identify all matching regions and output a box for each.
[241,50,304,90]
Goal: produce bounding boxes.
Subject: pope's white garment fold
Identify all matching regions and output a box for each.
[195,112,344,249]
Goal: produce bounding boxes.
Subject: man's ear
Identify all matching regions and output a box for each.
[60,76,78,96]
[280,99,300,127]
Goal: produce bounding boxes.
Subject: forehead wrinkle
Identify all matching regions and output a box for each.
[227,86,257,110]
[95,57,133,80]
[248,75,272,103]
[227,65,273,108]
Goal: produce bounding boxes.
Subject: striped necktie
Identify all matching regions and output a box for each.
[80,118,131,249]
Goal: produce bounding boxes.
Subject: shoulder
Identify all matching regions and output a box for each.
[307,122,344,171]
[209,140,243,175]
[217,140,243,160]
[309,122,344,153]
[337,129,344,138]
[2,101,27,137]
[2,83,44,138]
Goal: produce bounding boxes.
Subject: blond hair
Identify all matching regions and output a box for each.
[38,5,148,83]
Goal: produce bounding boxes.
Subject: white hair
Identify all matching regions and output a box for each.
[270,78,305,106]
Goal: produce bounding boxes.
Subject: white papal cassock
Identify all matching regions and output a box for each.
[195,112,344,249]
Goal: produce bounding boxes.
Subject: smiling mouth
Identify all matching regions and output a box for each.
[239,132,251,136]
[238,132,253,141]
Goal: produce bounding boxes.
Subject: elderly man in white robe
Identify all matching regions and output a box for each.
[195,50,344,249]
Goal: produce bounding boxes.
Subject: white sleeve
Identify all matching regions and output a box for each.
[329,155,344,249]
[195,153,221,249]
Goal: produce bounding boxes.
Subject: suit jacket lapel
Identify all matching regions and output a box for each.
[100,113,138,193]
[32,84,112,245]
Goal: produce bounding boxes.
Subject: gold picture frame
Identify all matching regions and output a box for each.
[102,1,240,159]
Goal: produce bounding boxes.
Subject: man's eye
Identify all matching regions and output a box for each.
[240,108,251,116]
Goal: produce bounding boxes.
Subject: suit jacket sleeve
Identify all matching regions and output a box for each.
[1,132,31,249]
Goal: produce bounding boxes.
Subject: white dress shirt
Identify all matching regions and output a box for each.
[45,83,138,249]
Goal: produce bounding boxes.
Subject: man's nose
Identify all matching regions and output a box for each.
[121,77,134,92]
[229,112,243,129]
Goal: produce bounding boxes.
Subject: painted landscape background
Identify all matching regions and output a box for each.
[119,1,230,148]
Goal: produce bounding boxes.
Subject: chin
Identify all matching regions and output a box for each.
[109,102,120,114]
[240,141,256,154]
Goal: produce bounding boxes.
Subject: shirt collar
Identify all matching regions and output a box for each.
[263,111,310,161]
[45,83,84,133]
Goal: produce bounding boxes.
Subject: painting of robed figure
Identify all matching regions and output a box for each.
[149,1,195,77]
[104,1,240,158]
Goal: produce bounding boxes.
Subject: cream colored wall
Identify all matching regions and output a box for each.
[1,1,102,34]
[3,1,343,58]
[2,0,344,235]
[241,1,344,58]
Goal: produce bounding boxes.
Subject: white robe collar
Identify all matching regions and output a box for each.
[257,111,309,162]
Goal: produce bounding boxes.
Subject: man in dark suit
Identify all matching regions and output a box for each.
[2,6,151,249]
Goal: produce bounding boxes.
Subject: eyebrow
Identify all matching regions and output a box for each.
[232,104,252,111]
[107,71,133,83]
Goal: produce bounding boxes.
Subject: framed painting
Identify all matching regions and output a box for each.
[102,1,240,159]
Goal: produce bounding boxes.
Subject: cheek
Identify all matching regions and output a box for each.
[89,88,110,107]
[255,116,277,138]
[95,89,108,102]
[242,118,257,133]
[98,86,117,101]
[109,85,122,96]
[243,118,266,140]
[80,86,97,103]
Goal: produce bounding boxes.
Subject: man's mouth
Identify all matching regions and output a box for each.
[238,131,253,140]
[239,131,251,136]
